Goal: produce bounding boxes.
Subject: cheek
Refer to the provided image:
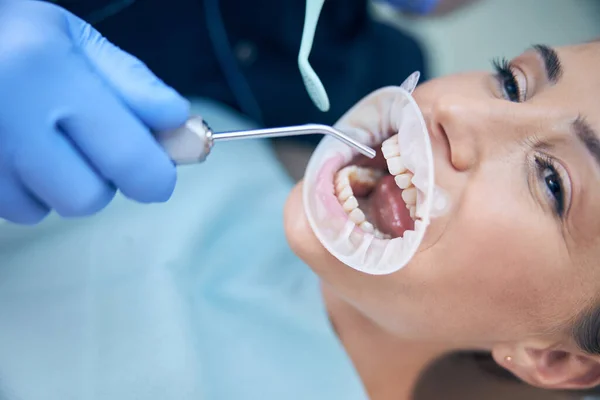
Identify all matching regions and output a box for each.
[283,172,576,341]
[284,182,346,278]
[417,171,573,337]
[284,182,321,264]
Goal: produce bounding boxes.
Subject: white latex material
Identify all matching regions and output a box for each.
[298,0,330,112]
[303,72,446,275]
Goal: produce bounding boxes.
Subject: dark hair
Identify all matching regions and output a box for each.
[573,305,600,355]
[452,304,600,397]
[411,303,600,398]
[426,352,600,397]
[570,304,600,395]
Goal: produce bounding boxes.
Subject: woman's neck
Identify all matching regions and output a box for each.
[322,285,451,400]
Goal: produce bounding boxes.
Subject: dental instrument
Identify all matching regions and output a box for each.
[156,116,376,165]
[298,0,330,112]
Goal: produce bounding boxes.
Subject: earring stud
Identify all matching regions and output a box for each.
[505,356,512,362]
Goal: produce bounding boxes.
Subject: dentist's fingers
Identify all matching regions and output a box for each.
[0,175,49,224]
[0,0,187,223]
[59,62,177,203]
[13,129,117,217]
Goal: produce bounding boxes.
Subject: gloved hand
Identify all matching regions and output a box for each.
[380,0,439,14]
[0,0,189,225]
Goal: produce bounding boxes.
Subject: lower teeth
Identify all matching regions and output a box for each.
[334,164,417,239]
[334,166,389,239]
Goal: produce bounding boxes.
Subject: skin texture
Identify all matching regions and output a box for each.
[283,41,600,397]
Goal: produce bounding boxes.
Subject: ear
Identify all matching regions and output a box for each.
[492,341,600,390]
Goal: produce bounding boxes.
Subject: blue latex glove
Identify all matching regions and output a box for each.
[0,0,190,225]
[381,0,439,14]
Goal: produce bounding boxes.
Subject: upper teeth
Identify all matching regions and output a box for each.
[382,134,418,219]
[394,173,412,189]
[386,157,407,176]
[381,135,400,158]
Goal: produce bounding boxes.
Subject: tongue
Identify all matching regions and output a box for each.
[370,175,415,238]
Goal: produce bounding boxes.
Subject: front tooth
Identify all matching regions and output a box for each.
[349,208,366,224]
[382,145,399,160]
[381,137,400,159]
[337,185,353,201]
[394,172,413,189]
[381,135,398,147]
[360,221,374,233]
[386,156,407,175]
[409,205,416,220]
[402,187,417,205]
[382,135,398,146]
[343,196,359,212]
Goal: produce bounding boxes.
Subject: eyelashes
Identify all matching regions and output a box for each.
[492,58,526,103]
[524,136,568,219]
[492,59,568,219]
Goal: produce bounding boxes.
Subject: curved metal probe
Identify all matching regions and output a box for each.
[156,118,376,165]
[212,124,376,159]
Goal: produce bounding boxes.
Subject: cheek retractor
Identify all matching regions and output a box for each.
[303,73,446,275]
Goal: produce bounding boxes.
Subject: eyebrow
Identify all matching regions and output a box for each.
[531,44,563,83]
[527,46,600,171]
[572,115,600,171]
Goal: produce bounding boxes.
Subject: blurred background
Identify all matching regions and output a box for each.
[277,0,600,180]
[65,0,600,181]
[372,0,600,77]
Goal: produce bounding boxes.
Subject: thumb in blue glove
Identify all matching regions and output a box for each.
[0,1,189,224]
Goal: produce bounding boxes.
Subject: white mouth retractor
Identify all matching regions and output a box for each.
[302,72,443,275]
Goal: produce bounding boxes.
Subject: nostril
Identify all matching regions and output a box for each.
[429,97,477,172]
[431,120,459,171]
[435,122,451,157]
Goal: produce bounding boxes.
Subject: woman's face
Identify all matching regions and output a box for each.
[284,42,600,348]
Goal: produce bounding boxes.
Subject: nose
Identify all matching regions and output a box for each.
[429,94,487,172]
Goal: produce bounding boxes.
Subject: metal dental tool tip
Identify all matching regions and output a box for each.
[156,116,376,165]
[212,124,376,158]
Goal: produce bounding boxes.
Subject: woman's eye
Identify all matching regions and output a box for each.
[540,162,565,217]
[502,75,520,102]
[544,167,561,200]
[492,58,526,102]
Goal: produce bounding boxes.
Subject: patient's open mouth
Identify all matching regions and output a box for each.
[303,79,439,275]
[334,134,417,239]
